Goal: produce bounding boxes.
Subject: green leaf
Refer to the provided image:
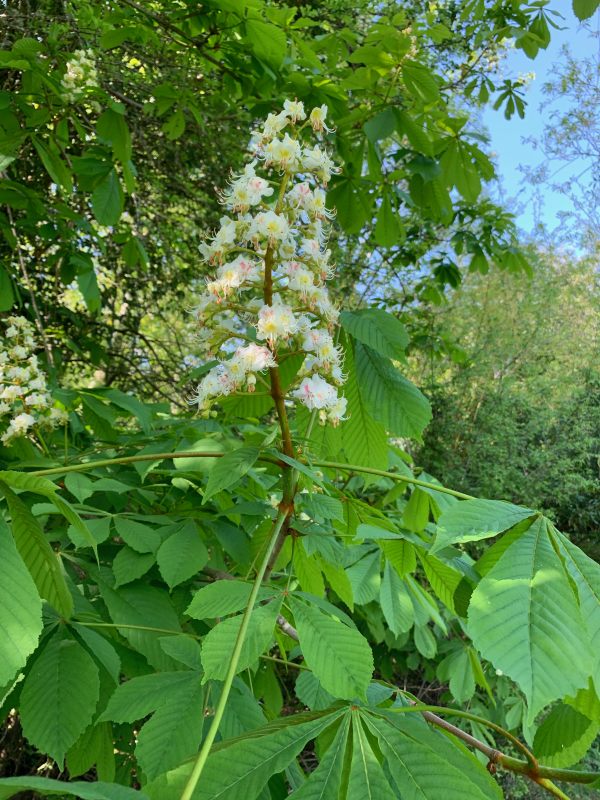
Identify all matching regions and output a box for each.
[328,176,373,235]
[159,635,202,671]
[402,61,440,104]
[293,539,325,597]
[203,446,259,503]
[100,671,197,723]
[0,264,15,311]
[0,777,146,800]
[157,521,208,588]
[433,499,537,553]
[287,715,348,798]
[573,0,599,20]
[468,518,592,722]
[374,190,405,248]
[440,140,481,202]
[0,470,97,552]
[341,341,388,471]
[97,109,131,162]
[534,703,599,768]
[162,109,186,141]
[20,633,100,766]
[290,597,373,700]
[346,550,381,605]
[66,722,115,781]
[300,493,344,522]
[381,539,417,577]
[0,481,73,617]
[31,136,73,191]
[136,678,204,780]
[341,310,408,361]
[113,546,155,587]
[92,169,123,226]
[348,716,397,797]
[363,711,503,799]
[114,516,161,553]
[418,551,462,612]
[380,561,414,636]
[99,581,181,670]
[294,670,336,711]
[354,342,431,441]
[201,600,281,682]
[246,19,286,68]
[414,624,437,659]
[0,518,42,687]
[555,531,600,689]
[144,710,341,800]
[187,579,264,619]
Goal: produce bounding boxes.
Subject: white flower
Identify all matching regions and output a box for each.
[234,343,277,372]
[1,385,22,402]
[283,99,306,123]
[221,162,274,211]
[326,395,347,426]
[309,105,334,133]
[12,412,36,433]
[10,345,28,360]
[264,134,302,171]
[257,299,299,345]
[288,265,315,297]
[0,401,10,415]
[293,374,338,410]
[260,111,289,141]
[200,216,238,263]
[249,210,290,245]
[302,145,338,184]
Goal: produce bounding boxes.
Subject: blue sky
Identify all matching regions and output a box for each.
[482,6,598,236]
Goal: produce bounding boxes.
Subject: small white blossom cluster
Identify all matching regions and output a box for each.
[61,49,99,103]
[192,102,347,426]
[0,316,68,445]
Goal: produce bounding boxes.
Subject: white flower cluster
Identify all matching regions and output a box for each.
[0,316,68,445]
[192,102,347,426]
[61,49,99,103]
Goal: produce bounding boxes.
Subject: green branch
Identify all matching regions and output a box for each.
[179,507,288,800]
[311,460,475,500]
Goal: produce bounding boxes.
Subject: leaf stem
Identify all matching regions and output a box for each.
[312,460,474,500]
[179,508,288,800]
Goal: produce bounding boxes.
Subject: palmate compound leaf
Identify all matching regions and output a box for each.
[0,518,42,687]
[0,777,147,800]
[0,481,73,618]
[533,702,600,768]
[20,631,100,766]
[468,517,593,722]
[144,709,344,800]
[290,597,373,701]
[432,498,537,553]
[361,710,503,799]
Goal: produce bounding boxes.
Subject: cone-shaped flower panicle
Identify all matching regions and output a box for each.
[192,102,346,426]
